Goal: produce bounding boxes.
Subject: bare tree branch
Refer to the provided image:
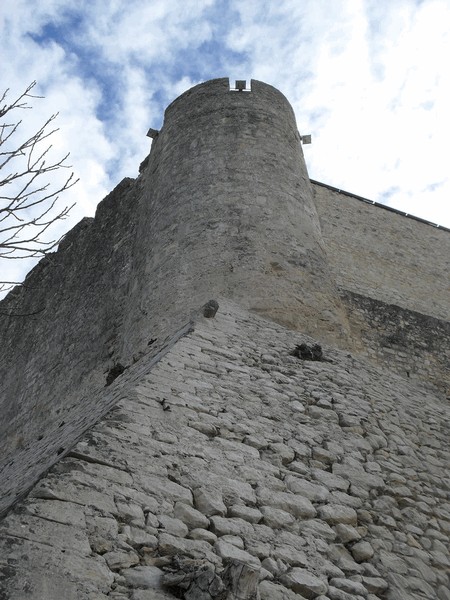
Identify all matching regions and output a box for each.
[0,81,79,288]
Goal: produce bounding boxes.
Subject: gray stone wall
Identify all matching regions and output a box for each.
[0,76,448,532]
[1,301,448,600]
[0,78,352,517]
[312,182,450,322]
[342,291,450,396]
[0,178,138,514]
[121,78,350,366]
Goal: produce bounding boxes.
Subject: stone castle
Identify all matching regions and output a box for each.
[0,78,448,599]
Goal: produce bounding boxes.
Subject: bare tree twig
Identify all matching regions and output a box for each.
[0,81,79,290]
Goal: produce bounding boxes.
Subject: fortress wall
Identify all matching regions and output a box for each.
[1,301,448,600]
[0,77,448,526]
[342,291,450,395]
[312,182,450,322]
[0,78,349,517]
[0,178,139,514]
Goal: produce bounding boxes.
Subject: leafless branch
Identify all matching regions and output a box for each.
[0,81,79,287]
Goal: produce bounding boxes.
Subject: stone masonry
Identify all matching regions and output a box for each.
[0,78,448,599]
[0,301,448,599]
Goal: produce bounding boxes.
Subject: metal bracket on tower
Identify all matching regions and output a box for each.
[300,134,312,144]
[146,128,159,139]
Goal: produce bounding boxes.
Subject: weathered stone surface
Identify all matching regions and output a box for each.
[260,506,296,529]
[125,527,158,548]
[298,519,336,541]
[361,576,388,594]
[194,487,227,517]
[139,475,193,505]
[257,489,316,519]
[334,524,361,544]
[351,541,374,562]
[317,505,357,526]
[259,580,306,600]
[327,586,358,600]
[330,577,368,596]
[0,299,448,600]
[188,528,217,544]
[311,470,349,492]
[280,568,328,598]
[25,499,87,527]
[210,516,254,537]
[0,513,92,556]
[174,501,210,529]
[159,533,219,563]
[271,545,308,567]
[215,540,261,568]
[437,585,450,600]
[285,476,330,502]
[328,545,364,574]
[158,515,189,538]
[229,505,263,524]
[104,550,140,570]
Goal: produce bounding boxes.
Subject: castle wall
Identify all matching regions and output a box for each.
[1,302,448,600]
[0,77,448,526]
[0,178,138,515]
[342,291,450,395]
[0,79,349,517]
[312,182,450,394]
[312,182,450,322]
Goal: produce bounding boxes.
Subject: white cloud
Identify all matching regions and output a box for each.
[227,0,450,227]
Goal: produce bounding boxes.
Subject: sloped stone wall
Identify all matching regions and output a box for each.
[1,302,448,600]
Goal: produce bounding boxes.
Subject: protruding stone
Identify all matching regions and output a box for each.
[298,519,336,541]
[215,540,261,568]
[210,516,253,537]
[285,475,329,502]
[229,505,263,524]
[174,501,210,530]
[257,488,316,519]
[362,576,388,594]
[260,580,304,600]
[271,545,308,567]
[203,300,219,318]
[351,541,374,562]
[104,550,140,570]
[280,568,328,599]
[334,523,361,543]
[317,504,357,525]
[188,528,217,544]
[330,577,368,596]
[194,487,227,517]
[158,515,189,538]
[260,506,295,529]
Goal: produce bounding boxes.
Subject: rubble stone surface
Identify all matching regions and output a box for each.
[0,301,448,599]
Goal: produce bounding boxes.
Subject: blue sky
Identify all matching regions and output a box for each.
[1,0,449,290]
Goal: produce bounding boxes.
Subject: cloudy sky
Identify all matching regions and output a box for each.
[1,0,449,291]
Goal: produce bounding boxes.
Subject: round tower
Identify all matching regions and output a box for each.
[123,78,350,360]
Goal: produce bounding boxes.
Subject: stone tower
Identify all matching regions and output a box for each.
[122,78,350,364]
[0,78,448,600]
